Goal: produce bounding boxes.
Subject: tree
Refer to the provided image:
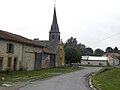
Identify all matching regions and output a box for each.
[113,47,119,53]
[64,37,83,66]
[64,37,94,66]
[94,48,104,56]
[86,47,93,55]
[106,47,113,53]
[65,47,81,66]
[77,43,86,56]
[64,37,78,48]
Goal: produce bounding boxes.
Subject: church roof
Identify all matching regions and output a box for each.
[50,7,60,33]
[34,40,56,54]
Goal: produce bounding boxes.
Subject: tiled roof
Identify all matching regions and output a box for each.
[43,48,55,54]
[103,53,120,59]
[34,40,50,47]
[0,30,44,47]
[34,40,57,54]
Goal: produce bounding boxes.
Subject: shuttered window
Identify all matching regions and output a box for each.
[7,43,14,53]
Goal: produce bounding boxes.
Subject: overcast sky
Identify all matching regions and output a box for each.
[0,0,120,51]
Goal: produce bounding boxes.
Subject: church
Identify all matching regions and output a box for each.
[0,4,65,71]
[34,5,65,68]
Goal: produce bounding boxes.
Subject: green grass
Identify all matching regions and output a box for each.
[0,67,81,84]
[91,67,120,90]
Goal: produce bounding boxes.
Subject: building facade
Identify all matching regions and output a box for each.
[103,53,120,66]
[81,56,108,66]
[0,31,44,71]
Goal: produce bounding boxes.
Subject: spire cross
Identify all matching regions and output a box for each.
[54,0,56,7]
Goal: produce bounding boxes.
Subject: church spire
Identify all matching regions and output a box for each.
[49,0,60,43]
[50,0,59,33]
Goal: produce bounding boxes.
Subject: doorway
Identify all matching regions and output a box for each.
[14,58,17,71]
[0,57,3,71]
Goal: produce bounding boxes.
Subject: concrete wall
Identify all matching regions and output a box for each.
[81,60,108,66]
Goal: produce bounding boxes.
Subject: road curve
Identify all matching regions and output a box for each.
[19,67,101,90]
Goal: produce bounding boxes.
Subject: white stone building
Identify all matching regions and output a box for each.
[81,56,108,66]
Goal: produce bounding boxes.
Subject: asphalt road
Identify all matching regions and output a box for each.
[19,67,101,90]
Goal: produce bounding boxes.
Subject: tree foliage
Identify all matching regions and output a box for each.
[94,48,104,56]
[113,47,119,53]
[106,47,113,53]
[65,47,81,65]
[86,47,93,55]
[64,37,84,65]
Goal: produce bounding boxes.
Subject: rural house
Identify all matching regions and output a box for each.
[0,30,46,71]
[103,53,120,66]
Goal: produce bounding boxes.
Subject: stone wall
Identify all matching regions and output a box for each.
[0,39,43,71]
[55,43,65,67]
[0,40,22,71]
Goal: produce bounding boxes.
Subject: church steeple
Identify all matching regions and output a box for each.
[49,1,60,43]
[50,7,59,33]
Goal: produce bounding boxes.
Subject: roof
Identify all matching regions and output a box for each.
[34,40,50,47]
[43,48,55,54]
[82,56,108,61]
[0,30,44,47]
[103,53,120,59]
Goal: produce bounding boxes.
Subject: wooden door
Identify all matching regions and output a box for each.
[14,58,17,71]
[34,52,42,70]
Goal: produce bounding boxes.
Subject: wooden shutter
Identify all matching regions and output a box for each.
[11,44,14,53]
[6,43,9,53]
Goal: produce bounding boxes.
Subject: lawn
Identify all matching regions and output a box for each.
[91,67,120,90]
[0,67,81,84]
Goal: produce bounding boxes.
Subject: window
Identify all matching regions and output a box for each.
[7,43,14,53]
[99,63,102,66]
[52,35,55,39]
[58,35,60,40]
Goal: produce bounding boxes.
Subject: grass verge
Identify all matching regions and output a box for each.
[91,67,120,90]
[0,67,81,84]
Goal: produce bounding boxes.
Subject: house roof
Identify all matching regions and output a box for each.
[103,53,120,59]
[82,56,108,61]
[0,30,44,47]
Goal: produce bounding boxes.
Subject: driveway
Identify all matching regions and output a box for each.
[19,67,101,90]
